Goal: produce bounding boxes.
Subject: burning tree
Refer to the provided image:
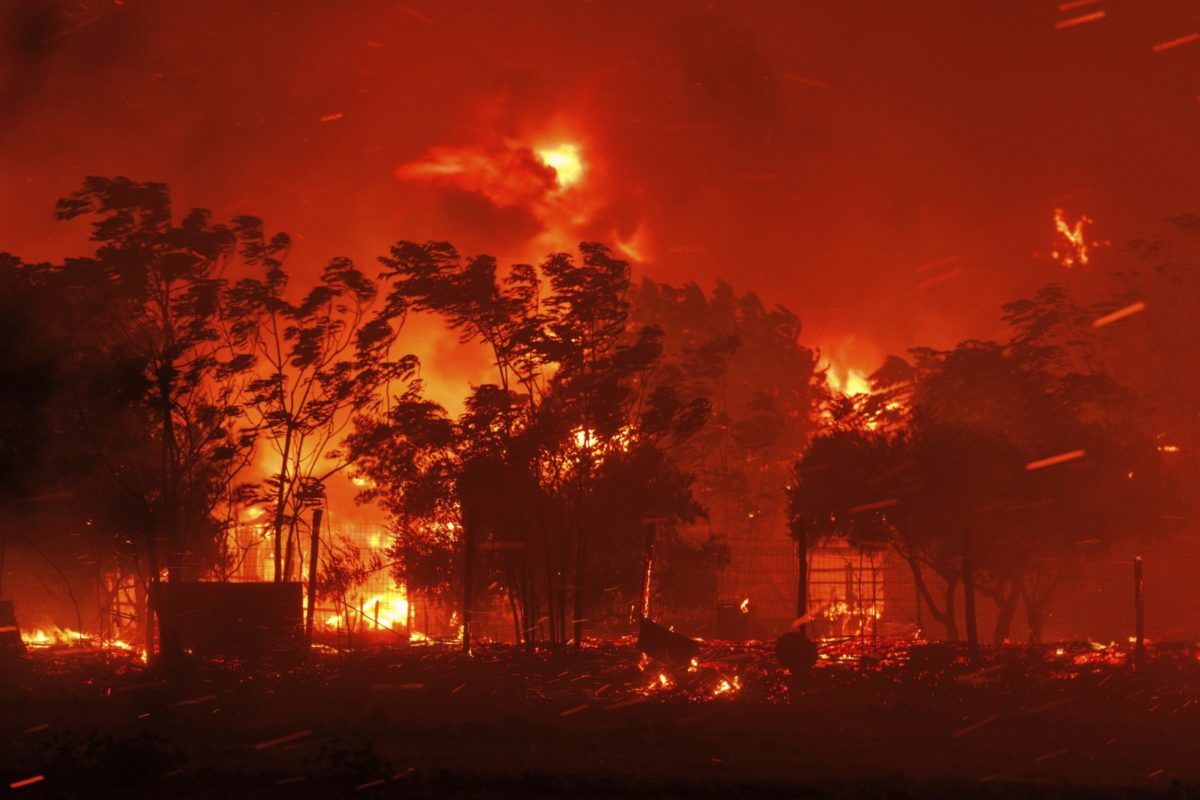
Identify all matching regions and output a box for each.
[226,218,415,583]
[629,279,824,611]
[352,242,709,650]
[793,312,1182,645]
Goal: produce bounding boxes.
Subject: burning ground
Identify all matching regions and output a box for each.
[4,638,1200,798]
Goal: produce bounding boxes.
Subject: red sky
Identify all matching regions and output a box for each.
[3,0,1199,385]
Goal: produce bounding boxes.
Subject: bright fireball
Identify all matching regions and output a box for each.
[537,143,583,189]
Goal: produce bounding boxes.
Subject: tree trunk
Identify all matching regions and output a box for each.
[572,523,588,646]
[901,550,958,640]
[961,529,978,659]
[942,579,960,642]
[271,427,293,582]
[461,514,475,654]
[991,578,1021,645]
[156,371,184,664]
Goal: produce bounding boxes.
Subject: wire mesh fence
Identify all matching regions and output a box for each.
[5,518,1200,647]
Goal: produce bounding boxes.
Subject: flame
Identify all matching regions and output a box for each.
[21,625,137,652]
[22,626,87,647]
[319,589,411,636]
[536,143,583,189]
[826,366,871,397]
[1051,207,1092,268]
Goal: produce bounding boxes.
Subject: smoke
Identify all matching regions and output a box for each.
[2,0,1198,376]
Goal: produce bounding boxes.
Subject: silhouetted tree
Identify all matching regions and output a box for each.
[227,218,414,582]
[359,242,708,650]
[54,177,258,659]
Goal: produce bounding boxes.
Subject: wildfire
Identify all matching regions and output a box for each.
[21,625,138,655]
[321,590,410,635]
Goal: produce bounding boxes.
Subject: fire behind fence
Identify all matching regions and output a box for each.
[4,518,1200,650]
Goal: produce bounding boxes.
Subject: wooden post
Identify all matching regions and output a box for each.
[462,514,474,654]
[305,508,322,645]
[640,518,658,620]
[795,528,809,637]
[1134,555,1145,658]
[962,529,979,659]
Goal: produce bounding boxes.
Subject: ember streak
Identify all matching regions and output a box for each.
[2,2,1200,798]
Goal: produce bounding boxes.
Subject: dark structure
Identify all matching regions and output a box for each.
[151,582,304,659]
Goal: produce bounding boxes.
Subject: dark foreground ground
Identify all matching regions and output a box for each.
[3,637,1200,799]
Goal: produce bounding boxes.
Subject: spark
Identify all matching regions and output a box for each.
[1025,449,1086,471]
[9,776,45,790]
[916,255,959,272]
[1091,301,1145,328]
[739,598,750,614]
[1152,33,1200,53]
[1058,0,1101,10]
[849,498,898,514]
[785,74,831,90]
[1055,10,1106,29]
[397,4,432,23]
[319,113,344,123]
[953,712,1001,737]
[917,267,962,290]
[537,144,583,189]
[254,730,314,750]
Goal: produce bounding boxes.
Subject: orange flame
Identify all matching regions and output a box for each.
[1051,208,1092,268]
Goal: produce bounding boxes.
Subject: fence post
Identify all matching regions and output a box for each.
[305,508,323,646]
[1134,555,1145,659]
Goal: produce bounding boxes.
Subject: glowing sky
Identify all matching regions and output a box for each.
[3,0,1199,380]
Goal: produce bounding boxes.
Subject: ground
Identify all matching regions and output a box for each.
[3,638,1200,798]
